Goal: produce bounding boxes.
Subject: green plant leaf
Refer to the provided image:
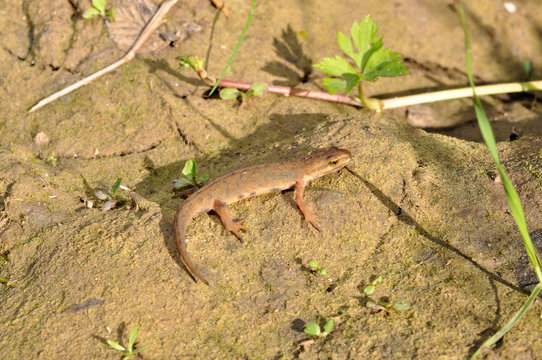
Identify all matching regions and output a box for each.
[360,35,383,71]
[337,31,359,64]
[106,8,115,22]
[362,48,408,81]
[111,178,122,197]
[350,16,378,62]
[197,173,209,184]
[92,0,107,13]
[323,319,335,334]
[172,177,194,189]
[392,300,412,311]
[220,88,240,100]
[317,268,327,275]
[182,159,197,180]
[322,77,346,94]
[308,260,318,269]
[128,326,138,352]
[83,8,100,19]
[342,73,360,94]
[249,82,268,97]
[106,340,126,351]
[130,345,148,355]
[364,284,375,295]
[314,56,356,77]
[304,322,321,337]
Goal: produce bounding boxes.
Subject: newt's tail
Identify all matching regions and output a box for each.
[173,206,210,285]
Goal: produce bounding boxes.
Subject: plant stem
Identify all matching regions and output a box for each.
[357,81,381,111]
[380,80,542,110]
[218,79,362,107]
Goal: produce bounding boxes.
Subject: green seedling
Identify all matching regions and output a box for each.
[219,82,268,107]
[83,0,115,22]
[0,276,16,287]
[45,152,57,166]
[366,299,412,312]
[304,319,335,337]
[363,275,411,312]
[172,158,209,190]
[95,178,129,211]
[363,275,382,295]
[177,55,215,85]
[106,325,147,358]
[314,15,408,111]
[308,260,328,275]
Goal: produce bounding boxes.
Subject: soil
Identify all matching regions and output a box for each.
[1,0,542,359]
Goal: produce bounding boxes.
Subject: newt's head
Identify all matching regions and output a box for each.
[304,146,352,180]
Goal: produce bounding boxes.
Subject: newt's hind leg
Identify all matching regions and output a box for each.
[213,200,246,242]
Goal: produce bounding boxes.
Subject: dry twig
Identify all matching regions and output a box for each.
[29,0,179,113]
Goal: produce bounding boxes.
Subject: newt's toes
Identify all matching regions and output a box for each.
[304,214,321,231]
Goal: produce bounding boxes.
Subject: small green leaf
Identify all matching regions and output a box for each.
[92,0,107,13]
[360,35,383,71]
[83,8,100,19]
[392,300,412,311]
[172,177,195,189]
[337,31,359,65]
[342,73,360,94]
[308,260,318,269]
[106,340,126,351]
[197,173,209,184]
[351,16,378,58]
[130,345,148,355]
[182,159,197,180]
[106,8,115,22]
[111,178,122,197]
[249,82,268,97]
[366,300,386,311]
[362,48,408,82]
[323,319,335,334]
[220,88,240,100]
[364,284,375,295]
[322,77,346,94]
[374,275,383,283]
[313,56,356,77]
[304,322,321,337]
[128,326,138,352]
[317,268,327,276]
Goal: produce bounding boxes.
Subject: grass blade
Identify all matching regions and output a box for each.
[208,0,257,96]
[460,5,542,358]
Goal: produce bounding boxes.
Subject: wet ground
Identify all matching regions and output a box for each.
[1,0,541,358]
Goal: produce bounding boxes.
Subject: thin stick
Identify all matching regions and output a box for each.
[28,0,179,113]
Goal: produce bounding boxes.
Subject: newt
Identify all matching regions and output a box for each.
[173,146,352,285]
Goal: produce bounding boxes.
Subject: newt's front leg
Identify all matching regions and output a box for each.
[213,200,247,241]
[295,180,321,231]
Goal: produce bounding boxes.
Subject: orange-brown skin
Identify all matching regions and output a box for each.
[173,147,352,285]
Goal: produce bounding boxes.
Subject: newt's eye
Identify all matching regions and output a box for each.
[330,159,339,165]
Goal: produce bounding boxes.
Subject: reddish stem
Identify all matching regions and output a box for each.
[218,79,362,107]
